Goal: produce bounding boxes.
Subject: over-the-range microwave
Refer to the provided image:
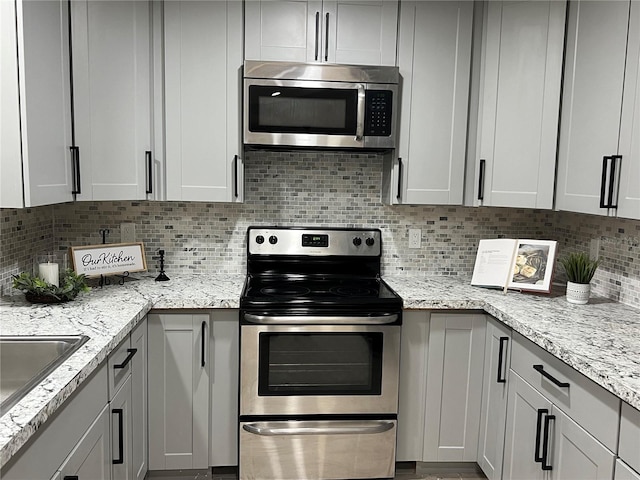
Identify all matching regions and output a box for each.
[243,60,399,150]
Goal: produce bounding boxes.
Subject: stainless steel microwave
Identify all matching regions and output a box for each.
[243,61,399,150]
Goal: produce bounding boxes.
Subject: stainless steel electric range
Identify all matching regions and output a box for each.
[238,226,403,480]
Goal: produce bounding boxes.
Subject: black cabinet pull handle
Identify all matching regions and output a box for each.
[233,155,239,198]
[325,12,330,62]
[396,158,403,202]
[112,408,124,464]
[113,348,137,369]
[496,336,508,383]
[534,408,548,463]
[201,321,207,367]
[541,414,555,470]
[64,477,79,480]
[314,12,320,60]
[600,156,611,208]
[600,155,622,208]
[533,364,569,388]
[145,150,153,194]
[70,146,81,194]
[609,155,620,208]
[478,159,485,201]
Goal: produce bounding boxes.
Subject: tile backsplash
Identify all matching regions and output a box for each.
[1,151,639,308]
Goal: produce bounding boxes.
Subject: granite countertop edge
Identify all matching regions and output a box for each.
[1,273,638,468]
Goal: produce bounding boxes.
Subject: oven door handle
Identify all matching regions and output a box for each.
[243,421,394,436]
[243,313,398,324]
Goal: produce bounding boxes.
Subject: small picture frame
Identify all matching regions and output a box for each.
[70,242,147,278]
[507,239,557,293]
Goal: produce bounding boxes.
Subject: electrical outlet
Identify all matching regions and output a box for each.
[589,237,600,260]
[409,229,421,249]
[121,223,136,243]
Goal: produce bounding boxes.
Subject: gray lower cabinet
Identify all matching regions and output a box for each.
[617,460,640,480]
[477,317,511,480]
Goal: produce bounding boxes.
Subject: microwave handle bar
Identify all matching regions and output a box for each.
[243,421,394,436]
[355,84,365,141]
[243,313,398,324]
[314,12,320,61]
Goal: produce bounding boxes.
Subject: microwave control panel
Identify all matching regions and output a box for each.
[364,90,393,136]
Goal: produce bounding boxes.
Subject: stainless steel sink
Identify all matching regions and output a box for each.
[0,335,89,416]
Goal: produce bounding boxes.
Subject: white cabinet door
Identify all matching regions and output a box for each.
[502,372,552,480]
[71,0,153,201]
[164,0,244,202]
[396,311,430,461]
[423,313,486,461]
[556,0,631,216]
[552,408,615,480]
[390,1,472,205]
[617,1,640,220]
[1,0,74,208]
[131,318,147,480]
[477,318,511,480]
[244,0,397,66]
[57,405,111,480]
[148,313,210,470]
[111,375,133,480]
[209,311,239,466]
[617,460,640,480]
[475,0,565,209]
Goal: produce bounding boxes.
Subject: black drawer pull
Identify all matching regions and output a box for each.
[64,477,79,480]
[541,414,555,471]
[112,408,124,464]
[113,348,137,369]
[496,336,508,383]
[533,364,569,388]
[534,408,548,463]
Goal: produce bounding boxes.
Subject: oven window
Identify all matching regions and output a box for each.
[258,332,383,396]
[248,86,357,135]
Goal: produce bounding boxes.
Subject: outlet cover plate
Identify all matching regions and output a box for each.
[409,229,421,249]
[121,223,136,243]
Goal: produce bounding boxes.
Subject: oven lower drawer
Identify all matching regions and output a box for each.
[239,419,397,480]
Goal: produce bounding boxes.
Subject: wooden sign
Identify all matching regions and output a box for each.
[70,242,147,278]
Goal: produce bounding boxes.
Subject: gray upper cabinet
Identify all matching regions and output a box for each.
[1,0,74,208]
[557,0,640,220]
[474,0,566,209]
[384,0,473,205]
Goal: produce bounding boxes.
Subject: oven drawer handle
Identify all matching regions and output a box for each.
[243,421,394,436]
[243,313,398,324]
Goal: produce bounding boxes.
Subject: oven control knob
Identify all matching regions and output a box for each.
[352,237,362,246]
[366,237,375,247]
[269,235,278,245]
[255,235,265,244]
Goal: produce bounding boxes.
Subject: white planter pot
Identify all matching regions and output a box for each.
[566,281,591,304]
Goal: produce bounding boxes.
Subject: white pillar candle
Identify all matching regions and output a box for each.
[39,262,59,287]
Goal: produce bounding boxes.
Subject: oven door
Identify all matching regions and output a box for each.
[240,322,400,416]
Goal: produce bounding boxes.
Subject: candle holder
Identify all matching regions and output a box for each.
[155,249,170,282]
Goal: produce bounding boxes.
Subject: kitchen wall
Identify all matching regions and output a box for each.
[1,151,639,308]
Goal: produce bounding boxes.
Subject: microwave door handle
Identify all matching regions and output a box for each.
[355,84,365,142]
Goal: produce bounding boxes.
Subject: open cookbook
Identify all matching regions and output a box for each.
[471,238,558,293]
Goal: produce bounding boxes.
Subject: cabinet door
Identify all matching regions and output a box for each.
[502,372,552,480]
[556,0,630,216]
[552,407,615,480]
[477,318,511,480]
[393,1,472,205]
[617,460,640,480]
[475,0,565,209]
[58,405,111,480]
[131,318,147,480]
[423,313,486,461]
[111,375,133,480]
[164,0,243,202]
[209,311,239,466]
[148,313,210,470]
[396,311,430,461]
[1,0,74,208]
[71,0,152,201]
[617,1,640,220]
[324,0,398,66]
[245,0,320,62]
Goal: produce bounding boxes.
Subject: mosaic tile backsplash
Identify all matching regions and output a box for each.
[1,151,639,308]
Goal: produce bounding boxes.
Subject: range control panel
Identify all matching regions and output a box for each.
[248,227,381,257]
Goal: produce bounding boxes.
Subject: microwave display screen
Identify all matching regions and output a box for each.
[249,86,357,135]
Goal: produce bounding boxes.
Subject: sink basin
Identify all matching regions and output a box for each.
[0,335,89,416]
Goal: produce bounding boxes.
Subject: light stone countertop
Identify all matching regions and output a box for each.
[1,273,639,469]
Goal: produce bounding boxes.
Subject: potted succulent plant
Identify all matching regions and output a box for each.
[559,252,600,304]
[12,269,90,304]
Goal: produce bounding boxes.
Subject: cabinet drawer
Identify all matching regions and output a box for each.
[620,402,640,472]
[510,332,620,451]
[108,335,133,400]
